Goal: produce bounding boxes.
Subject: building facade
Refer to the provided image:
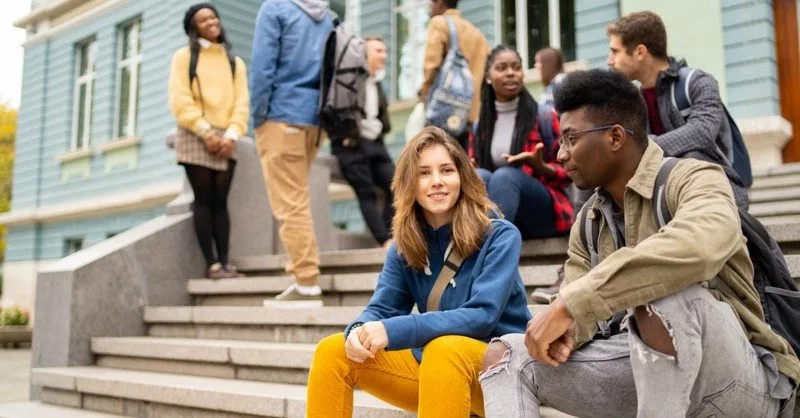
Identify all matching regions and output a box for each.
[3,0,798,310]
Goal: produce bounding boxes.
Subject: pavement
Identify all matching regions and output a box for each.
[0,347,30,403]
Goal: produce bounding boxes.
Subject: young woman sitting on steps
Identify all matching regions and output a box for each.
[306,126,531,418]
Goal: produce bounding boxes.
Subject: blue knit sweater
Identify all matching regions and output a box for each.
[345,219,531,361]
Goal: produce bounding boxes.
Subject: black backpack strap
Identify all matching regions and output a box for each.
[578,192,600,268]
[653,157,680,227]
[189,45,200,86]
[671,67,696,119]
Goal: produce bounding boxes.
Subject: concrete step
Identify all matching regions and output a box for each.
[751,172,800,191]
[0,402,124,418]
[144,305,549,344]
[32,366,409,417]
[190,265,561,306]
[233,238,570,275]
[189,254,800,307]
[748,200,800,218]
[32,366,571,417]
[752,162,800,179]
[229,223,800,275]
[748,186,800,204]
[92,337,314,385]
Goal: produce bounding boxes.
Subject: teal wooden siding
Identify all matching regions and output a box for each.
[721,0,779,118]
[214,0,263,67]
[5,206,166,262]
[575,0,619,68]
[360,0,393,98]
[13,0,263,212]
[5,226,39,262]
[460,0,497,45]
[8,0,267,262]
[11,43,48,212]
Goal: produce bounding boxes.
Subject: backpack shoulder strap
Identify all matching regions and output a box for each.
[653,157,680,227]
[427,242,464,312]
[671,67,696,119]
[189,46,200,86]
[578,193,600,268]
[443,16,460,56]
[536,103,555,153]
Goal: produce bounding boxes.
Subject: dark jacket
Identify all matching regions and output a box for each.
[332,82,392,145]
[647,58,748,208]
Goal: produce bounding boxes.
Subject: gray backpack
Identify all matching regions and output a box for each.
[319,14,368,139]
[425,16,474,138]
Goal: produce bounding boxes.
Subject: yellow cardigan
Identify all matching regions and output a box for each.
[168,43,249,138]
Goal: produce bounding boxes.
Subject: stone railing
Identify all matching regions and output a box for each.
[29,138,373,397]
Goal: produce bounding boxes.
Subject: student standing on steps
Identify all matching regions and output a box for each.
[418,0,489,150]
[250,0,333,307]
[330,36,395,249]
[479,69,798,418]
[472,45,574,241]
[168,3,249,280]
[306,127,531,418]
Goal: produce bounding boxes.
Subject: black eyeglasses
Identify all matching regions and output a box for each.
[558,125,634,151]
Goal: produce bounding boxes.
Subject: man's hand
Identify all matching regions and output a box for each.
[345,326,374,363]
[524,298,576,367]
[359,321,389,354]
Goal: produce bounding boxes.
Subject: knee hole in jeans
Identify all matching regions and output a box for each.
[480,340,511,376]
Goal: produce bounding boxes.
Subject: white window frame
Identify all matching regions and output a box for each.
[70,38,96,150]
[113,18,142,139]
[500,0,568,69]
[391,0,429,101]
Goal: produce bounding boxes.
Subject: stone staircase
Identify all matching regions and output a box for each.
[19,164,800,418]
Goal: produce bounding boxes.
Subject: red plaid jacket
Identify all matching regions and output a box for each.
[469,109,574,234]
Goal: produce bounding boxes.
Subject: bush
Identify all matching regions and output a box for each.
[0,305,29,326]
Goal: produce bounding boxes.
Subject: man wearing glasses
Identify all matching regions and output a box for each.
[479,69,798,417]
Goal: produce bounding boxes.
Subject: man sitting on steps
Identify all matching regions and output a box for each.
[479,69,799,417]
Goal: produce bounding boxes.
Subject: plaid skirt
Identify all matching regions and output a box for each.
[174,127,235,172]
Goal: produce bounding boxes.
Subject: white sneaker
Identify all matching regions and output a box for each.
[262,284,324,308]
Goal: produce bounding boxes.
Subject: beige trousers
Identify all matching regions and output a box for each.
[255,121,320,286]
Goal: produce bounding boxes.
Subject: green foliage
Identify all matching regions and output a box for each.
[0,104,16,263]
[0,305,29,326]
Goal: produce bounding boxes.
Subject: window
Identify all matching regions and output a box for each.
[392,0,429,101]
[71,38,96,150]
[500,0,575,69]
[63,237,84,256]
[114,19,142,139]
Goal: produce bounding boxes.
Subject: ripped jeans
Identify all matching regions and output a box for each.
[479,284,797,417]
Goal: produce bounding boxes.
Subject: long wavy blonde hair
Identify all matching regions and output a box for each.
[391,127,499,270]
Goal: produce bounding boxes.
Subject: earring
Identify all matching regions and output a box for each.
[487,80,492,85]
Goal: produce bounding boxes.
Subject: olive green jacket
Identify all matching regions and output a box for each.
[560,140,800,382]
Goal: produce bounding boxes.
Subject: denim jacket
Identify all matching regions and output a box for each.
[249,0,333,128]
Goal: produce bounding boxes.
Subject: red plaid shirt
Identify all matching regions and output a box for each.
[469,109,574,234]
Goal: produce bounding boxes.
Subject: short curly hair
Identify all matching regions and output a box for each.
[553,69,648,149]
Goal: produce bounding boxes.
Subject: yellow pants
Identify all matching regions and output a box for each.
[307,333,487,418]
[254,121,320,286]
